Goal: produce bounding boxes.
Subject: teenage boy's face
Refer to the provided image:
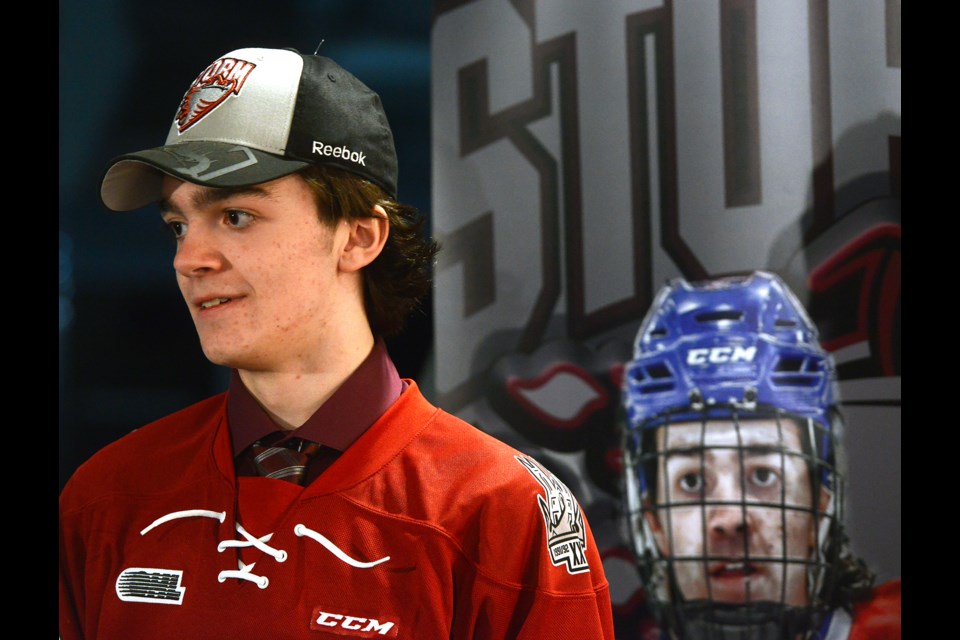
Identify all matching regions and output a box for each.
[159,174,349,371]
[648,418,818,607]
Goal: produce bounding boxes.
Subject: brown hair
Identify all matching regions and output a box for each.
[298,165,439,338]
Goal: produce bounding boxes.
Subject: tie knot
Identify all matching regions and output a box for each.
[250,437,320,485]
[287,438,321,456]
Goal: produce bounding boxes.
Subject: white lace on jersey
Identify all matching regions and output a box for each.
[140,509,391,589]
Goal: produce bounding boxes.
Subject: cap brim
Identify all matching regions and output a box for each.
[100,141,311,212]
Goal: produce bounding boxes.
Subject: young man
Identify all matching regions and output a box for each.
[59,46,615,639]
[620,271,900,639]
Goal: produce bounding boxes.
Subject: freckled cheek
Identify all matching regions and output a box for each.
[671,549,707,599]
[747,510,808,559]
[263,270,329,330]
[782,512,816,558]
[665,511,703,554]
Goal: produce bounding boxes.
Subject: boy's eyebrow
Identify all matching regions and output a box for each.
[158,184,272,215]
[663,444,791,457]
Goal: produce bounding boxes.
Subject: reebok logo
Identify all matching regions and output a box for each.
[312,141,367,166]
[686,346,757,365]
[311,608,398,638]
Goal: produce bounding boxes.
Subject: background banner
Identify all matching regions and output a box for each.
[430,1,900,631]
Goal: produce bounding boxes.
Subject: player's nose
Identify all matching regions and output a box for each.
[708,504,749,537]
[707,475,749,536]
[173,226,226,277]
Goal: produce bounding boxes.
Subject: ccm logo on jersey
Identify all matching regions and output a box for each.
[686,346,756,365]
[311,609,398,638]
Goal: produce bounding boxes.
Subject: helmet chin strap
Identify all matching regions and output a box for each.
[666,601,818,640]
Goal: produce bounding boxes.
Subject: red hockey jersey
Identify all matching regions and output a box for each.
[59,382,615,639]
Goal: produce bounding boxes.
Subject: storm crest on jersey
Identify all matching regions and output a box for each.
[176,57,257,133]
[516,455,590,574]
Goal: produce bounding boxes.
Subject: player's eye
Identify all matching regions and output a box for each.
[750,467,779,488]
[678,472,704,494]
[166,220,187,239]
[225,210,254,229]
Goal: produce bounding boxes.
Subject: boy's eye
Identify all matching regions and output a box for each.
[750,467,779,488]
[167,220,187,239]
[678,472,703,493]
[226,210,254,228]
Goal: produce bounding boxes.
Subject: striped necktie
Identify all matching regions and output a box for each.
[250,438,321,485]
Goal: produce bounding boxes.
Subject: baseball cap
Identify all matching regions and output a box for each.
[100,46,398,211]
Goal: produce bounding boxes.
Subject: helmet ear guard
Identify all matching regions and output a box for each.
[620,271,850,638]
[620,420,668,599]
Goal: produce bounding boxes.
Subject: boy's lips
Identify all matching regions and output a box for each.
[200,297,232,309]
[191,294,244,314]
[709,561,759,578]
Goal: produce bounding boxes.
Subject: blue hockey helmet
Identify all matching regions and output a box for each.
[624,271,836,436]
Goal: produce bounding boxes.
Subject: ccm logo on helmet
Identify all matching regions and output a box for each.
[686,346,757,365]
[312,141,367,166]
[312,610,397,638]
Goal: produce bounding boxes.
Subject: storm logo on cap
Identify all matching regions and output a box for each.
[175,57,257,133]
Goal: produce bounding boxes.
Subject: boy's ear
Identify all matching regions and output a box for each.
[339,204,389,273]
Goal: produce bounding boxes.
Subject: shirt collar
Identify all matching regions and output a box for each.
[227,338,404,457]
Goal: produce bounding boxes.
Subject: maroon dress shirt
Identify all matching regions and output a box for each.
[229,339,404,485]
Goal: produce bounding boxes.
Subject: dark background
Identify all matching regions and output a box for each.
[59,1,433,490]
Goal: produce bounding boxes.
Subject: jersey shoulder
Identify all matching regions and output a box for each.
[60,393,228,512]
[378,397,603,583]
[849,578,901,640]
[407,402,574,510]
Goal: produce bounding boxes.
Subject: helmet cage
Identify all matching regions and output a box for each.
[623,407,844,602]
[623,404,845,623]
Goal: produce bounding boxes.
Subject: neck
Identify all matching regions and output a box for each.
[237,330,376,430]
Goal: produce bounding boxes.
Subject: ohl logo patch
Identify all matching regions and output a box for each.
[175,56,257,133]
[516,456,589,574]
[116,567,185,605]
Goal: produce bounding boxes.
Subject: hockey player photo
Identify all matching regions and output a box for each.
[58,46,615,639]
[620,271,900,639]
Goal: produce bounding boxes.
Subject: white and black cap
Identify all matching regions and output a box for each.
[100,47,398,211]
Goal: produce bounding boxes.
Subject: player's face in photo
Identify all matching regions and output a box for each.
[648,418,817,607]
[160,175,349,370]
